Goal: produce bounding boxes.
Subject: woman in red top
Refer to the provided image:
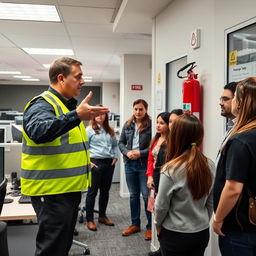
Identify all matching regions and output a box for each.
[147,112,170,192]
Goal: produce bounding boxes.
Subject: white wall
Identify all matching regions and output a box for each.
[152,0,256,255]
[153,0,256,159]
[102,82,120,114]
[120,54,152,197]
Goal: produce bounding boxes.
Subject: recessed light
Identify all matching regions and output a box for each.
[83,76,92,79]
[13,75,32,79]
[43,64,50,69]
[0,71,21,74]
[23,48,74,55]
[85,79,93,82]
[0,3,60,22]
[22,78,40,81]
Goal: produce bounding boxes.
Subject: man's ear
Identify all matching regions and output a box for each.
[57,74,65,84]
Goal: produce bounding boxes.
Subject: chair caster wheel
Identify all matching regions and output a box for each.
[78,215,84,223]
[83,248,90,255]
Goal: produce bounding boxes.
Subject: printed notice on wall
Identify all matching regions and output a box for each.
[229,61,256,82]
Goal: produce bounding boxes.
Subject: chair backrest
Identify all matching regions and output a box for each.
[0,178,7,215]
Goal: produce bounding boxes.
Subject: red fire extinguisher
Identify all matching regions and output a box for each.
[177,62,201,120]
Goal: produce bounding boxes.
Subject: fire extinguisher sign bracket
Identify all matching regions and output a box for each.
[183,103,191,112]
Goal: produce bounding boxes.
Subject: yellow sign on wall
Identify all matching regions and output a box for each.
[157,72,161,84]
[229,50,237,66]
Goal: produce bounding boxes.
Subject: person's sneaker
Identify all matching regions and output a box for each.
[86,221,97,231]
[122,225,141,236]
[148,249,162,256]
[98,217,114,226]
[144,229,152,240]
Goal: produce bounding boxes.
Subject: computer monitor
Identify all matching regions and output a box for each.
[0,147,4,184]
[0,125,12,143]
[11,124,22,143]
[0,128,6,143]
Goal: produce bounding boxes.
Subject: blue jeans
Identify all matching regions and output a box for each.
[125,159,151,229]
[219,231,256,256]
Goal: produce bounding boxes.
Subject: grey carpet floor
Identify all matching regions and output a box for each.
[69,183,151,256]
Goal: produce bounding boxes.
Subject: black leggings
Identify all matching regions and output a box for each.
[85,158,115,221]
[158,227,209,256]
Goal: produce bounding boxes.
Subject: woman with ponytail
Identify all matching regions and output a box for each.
[154,114,215,256]
[213,77,256,255]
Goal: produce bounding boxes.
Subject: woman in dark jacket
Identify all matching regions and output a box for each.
[119,99,152,240]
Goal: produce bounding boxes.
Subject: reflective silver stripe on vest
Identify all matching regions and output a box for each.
[21,165,90,180]
[22,142,86,155]
[42,92,64,115]
[41,93,71,146]
[84,141,89,150]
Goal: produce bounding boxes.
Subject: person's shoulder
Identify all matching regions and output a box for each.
[86,126,95,134]
[25,96,51,113]
[232,129,256,144]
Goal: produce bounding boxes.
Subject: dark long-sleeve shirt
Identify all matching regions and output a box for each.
[23,87,81,144]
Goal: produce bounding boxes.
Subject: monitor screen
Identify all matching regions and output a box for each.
[0,128,6,143]
[0,147,4,184]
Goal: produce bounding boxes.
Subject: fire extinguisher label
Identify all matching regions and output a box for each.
[183,103,191,112]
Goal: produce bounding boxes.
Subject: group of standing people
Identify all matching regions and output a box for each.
[20,56,256,256]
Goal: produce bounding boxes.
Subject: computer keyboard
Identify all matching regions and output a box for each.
[18,194,32,204]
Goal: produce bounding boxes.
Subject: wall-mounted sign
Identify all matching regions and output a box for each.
[191,29,200,49]
[157,72,161,84]
[131,84,143,90]
[229,50,237,66]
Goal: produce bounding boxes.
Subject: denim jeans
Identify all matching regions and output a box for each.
[125,159,151,229]
[219,230,256,256]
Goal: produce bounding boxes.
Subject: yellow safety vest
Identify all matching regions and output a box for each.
[21,91,91,196]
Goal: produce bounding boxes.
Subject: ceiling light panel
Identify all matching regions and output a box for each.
[13,75,31,79]
[0,71,21,74]
[22,78,40,81]
[0,3,61,22]
[23,48,74,55]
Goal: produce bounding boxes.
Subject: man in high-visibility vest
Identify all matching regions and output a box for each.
[21,57,109,256]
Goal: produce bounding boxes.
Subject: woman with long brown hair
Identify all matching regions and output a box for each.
[119,99,152,239]
[85,105,118,231]
[154,114,215,256]
[213,77,256,255]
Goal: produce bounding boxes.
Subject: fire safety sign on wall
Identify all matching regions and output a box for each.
[131,84,143,90]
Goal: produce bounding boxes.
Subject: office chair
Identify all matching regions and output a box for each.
[0,178,10,256]
[72,190,91,255]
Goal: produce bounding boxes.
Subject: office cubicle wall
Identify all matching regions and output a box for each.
[0,85,101,112]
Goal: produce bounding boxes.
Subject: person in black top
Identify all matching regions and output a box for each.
[213,77,256,255]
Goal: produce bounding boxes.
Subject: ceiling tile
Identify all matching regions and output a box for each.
[0,21,67,36]
[58,0,118,8]
[59,6,114,24]
[6,34,72,48]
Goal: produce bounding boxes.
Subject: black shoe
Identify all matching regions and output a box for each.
[148,249,161,256]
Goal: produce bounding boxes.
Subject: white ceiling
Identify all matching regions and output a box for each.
[0,0,172,85]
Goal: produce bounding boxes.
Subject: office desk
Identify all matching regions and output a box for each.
[0,185,36,221]
[0,186,37,256]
